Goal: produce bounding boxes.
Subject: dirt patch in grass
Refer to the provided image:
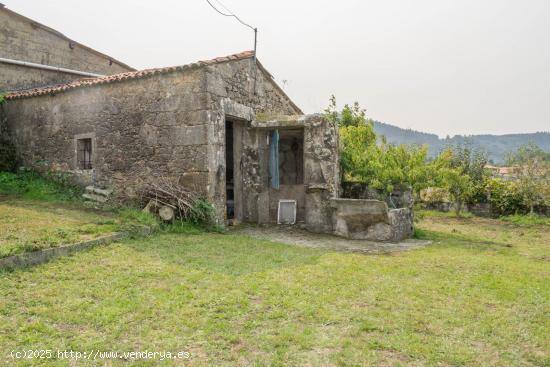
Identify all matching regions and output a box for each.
[233,224,431,254]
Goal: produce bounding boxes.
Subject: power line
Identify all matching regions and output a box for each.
[205,0,255,31]
[204,0,258,94]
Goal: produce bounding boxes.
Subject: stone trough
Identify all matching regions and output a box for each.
[330,198,414,242]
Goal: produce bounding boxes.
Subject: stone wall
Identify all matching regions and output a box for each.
[2,69,211,200]
[206,59,301,116]
[2,56,306,224]
[331,199,414,242]
[1,63,88,92]
[303,114,341,232]
[0,6,133,91]
[342,182,413,209]
[204,58,304,221]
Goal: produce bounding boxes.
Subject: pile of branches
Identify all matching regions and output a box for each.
[141,177,212,223]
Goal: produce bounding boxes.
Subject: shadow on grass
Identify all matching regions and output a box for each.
[124,232,325,276]
[414,227,514,250]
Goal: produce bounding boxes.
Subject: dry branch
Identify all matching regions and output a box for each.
[140,176,199,221]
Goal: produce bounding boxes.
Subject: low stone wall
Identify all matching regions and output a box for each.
[0,233,127,271]
[0,225,155,271]
[331,198,413,242]
[423,202,492,216]
[342,182,413,209]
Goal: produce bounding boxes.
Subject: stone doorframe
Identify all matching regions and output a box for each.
[221,99,254,224]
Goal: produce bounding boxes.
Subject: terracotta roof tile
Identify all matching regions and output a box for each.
[6,51,255,100]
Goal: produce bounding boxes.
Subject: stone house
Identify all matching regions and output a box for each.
[2,50,341,230]
[1,5,413,240]
[0,5,340,229]
[0,3,133,91]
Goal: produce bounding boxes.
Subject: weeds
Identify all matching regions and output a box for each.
[0,170,81,201]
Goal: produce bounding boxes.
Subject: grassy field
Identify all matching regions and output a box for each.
[0,172,161,258]
[0,198,159,258]
[0,199,119,258]
[0,209,548,366]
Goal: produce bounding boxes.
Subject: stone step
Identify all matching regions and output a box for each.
[85,186,112,197]
[82,193,108,203]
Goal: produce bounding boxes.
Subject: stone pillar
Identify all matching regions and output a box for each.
[303,114,340,233]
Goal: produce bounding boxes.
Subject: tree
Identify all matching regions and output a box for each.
[507,143,550,214]
[324,95,366,128]
[427,149,471,216]
[428,142,488,216]
[326,96,429,196]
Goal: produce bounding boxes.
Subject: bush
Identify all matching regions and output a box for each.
[188,198,215,225]
[486,178,528,216]
[0,138,16,172]
[0,94,16,172]
[420,187,450,204]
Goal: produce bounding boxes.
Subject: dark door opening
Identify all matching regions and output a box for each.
[225,121,235,220]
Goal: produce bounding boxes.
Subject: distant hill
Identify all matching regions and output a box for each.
[372,121,550,164]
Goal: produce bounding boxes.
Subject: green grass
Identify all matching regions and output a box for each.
[0,199,119,258]
[500,214,550,226]
[0,197,215,258]
[0,171,82,202]
[1,211,549,366]
[0,171,166,257]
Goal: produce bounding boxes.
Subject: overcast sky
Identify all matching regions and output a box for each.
[5,0,550,137]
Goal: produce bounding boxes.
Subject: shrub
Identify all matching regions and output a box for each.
[485,178,527,216]
[0,138,16,172]
[420,187,450,204]
[188,198,215,225]
[0,94,17,172]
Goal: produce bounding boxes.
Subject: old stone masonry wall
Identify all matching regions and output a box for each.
[0,6,132,91]
[2,57,307,224]
[3,69,213,200]
[204,58,304,221]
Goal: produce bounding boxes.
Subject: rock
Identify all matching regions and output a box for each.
[82,193,108,203]
[388,208,414,242]
[159,206,175,222]
[330,198,414,242]
[142,199,160,214]
[365,222,393,241]
[85,186,112,198]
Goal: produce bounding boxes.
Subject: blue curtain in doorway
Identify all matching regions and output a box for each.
[269,129,280,189]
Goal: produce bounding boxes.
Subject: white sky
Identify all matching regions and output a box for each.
[4,0,550,137]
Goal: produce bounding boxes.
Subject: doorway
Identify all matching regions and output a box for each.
[225,120,235,220]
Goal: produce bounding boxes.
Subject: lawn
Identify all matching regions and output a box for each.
[0,198,118,258]
[0,211,549,366]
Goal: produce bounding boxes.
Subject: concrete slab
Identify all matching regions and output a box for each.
[233,224,431,254]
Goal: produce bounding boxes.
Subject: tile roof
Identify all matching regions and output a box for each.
[6,51,256,100]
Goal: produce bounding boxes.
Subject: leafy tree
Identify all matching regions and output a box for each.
[339,120,378,183]
[428,149,473,216]
[506,143,550,214]
[485,178,525,216]
[428,143,488,216]
[327,96,429,196]
[325,95,366,128]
